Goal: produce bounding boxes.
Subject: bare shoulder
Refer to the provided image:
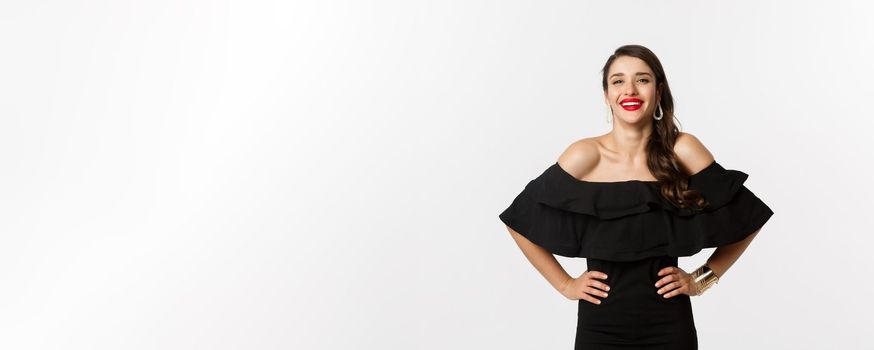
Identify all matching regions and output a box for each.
[673,131,716,176]
[556,138,601,179]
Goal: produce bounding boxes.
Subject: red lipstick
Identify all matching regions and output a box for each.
[620,98,643,111]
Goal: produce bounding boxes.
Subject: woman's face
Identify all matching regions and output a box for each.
[604,55,661,124]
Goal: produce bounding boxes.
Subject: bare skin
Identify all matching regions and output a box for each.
[507,227,610,305]
[506,55,762,303]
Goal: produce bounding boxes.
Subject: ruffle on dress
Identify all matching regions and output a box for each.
[498,160,774,261]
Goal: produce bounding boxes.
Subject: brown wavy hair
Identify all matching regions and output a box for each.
[600,44,708,211]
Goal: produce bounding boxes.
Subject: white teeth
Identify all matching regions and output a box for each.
[621,102,641,106]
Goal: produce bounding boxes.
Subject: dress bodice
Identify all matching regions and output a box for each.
[498,160,774,261]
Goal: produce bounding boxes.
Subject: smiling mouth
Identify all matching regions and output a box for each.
[620,101,642,111]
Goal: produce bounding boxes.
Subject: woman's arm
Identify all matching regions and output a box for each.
[672,132,765,279]
[506,226,574,293]
[705,228,761,278]
[501,139,603,293]
[502,140,600,294]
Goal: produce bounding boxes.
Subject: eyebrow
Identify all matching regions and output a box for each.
[609,72,653,78]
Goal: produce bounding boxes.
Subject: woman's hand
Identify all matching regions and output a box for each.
[655,266,699,298]
[560,270,610,305]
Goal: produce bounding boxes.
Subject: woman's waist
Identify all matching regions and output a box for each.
[586,255,677,269]
[585,255,678,288]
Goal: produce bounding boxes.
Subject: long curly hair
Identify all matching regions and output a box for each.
[600,44,707,210]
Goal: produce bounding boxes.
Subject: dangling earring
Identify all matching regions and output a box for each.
[653,102,664,120]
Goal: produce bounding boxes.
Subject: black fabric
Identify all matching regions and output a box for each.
[575,256,698,349]
[499,161,774,350]
[499,160,774,262]
[500,160,774,348]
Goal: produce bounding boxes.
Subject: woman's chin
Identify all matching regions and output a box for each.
[616,113,651,124]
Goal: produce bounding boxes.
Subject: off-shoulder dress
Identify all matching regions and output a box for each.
[498,160,774,349]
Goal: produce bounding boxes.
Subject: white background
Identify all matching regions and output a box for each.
[1,1,872,349]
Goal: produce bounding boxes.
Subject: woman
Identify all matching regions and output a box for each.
[498,44,774,349]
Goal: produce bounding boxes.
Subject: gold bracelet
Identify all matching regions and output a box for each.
[691,264,719,296]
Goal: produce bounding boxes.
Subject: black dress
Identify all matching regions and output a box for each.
[498,160,774,349]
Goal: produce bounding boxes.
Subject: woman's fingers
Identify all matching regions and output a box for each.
[582,294,602,305]
[582,288,606,305]
[654,272,676,288]
[587,286,609,298]
[655,269,693,298]
[657,281,680,295]
[585,270,609,280]
[585,279,611,293]
[585,270,610,291]
[663,283,688,298]
[578,270,609,305]
[657,266,678,276]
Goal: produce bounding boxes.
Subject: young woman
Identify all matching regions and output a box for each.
[498,44,774,349]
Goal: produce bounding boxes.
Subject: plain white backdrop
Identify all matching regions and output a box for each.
[1,1,872,349]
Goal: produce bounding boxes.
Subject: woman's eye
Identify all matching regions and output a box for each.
[639,79,650,83]
[613,80,622,85]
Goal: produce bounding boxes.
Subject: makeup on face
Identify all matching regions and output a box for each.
[608,71,655,113]
[619,97,642,111]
